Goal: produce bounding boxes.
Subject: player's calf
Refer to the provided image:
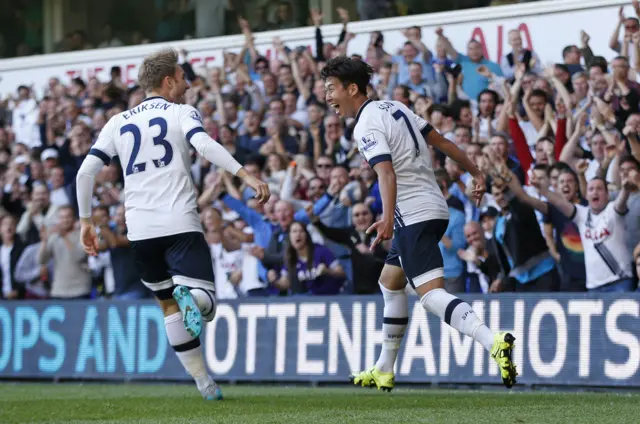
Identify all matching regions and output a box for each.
[415,277,495,352]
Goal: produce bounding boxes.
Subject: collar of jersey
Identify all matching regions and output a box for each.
[354,99,373,124]
[142,96,168,103]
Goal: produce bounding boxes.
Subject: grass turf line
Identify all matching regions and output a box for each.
[1,383,638,424]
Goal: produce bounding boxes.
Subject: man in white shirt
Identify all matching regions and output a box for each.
[540,177,637,292]
[320,56,517,392]
[75,48,270,401]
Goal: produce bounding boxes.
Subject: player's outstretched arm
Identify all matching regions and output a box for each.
[367,161,396,250]
[425,130,485,205]
[76,155,104,257]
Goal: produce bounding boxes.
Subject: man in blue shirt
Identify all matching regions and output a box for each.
[437,29,503,100]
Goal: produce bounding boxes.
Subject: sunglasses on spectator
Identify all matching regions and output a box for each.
[316,163,332,168]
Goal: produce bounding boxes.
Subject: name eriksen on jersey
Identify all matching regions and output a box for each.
[123,102,172,120]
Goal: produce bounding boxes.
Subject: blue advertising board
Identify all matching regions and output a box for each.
[0,294,639,386]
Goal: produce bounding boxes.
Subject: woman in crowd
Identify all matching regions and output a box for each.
[276,221,345,295]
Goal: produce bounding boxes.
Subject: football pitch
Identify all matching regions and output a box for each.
[1,383,638,424]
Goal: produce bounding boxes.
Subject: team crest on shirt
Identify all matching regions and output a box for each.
[190,110,203,125]
[361,133,378,151]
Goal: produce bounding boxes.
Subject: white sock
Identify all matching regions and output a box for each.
[190,288,217,322]
[375,283,408,373]
[419,288,494,352]
[164,312,211,390]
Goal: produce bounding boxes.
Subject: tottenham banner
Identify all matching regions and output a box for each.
[0,294,639,386]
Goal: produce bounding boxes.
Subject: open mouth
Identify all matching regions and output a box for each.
[331,103,340,113]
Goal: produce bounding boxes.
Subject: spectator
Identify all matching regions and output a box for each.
[308,202,385,294]
[16,183,59,245]
[0,215,25,299]
[458,221,503,293]
[438,28,503,101]
[276,221,345,295]
[97,204,147,300]
[501,29,543,80]
[541,176,637,292]
[484,150,560,292]
[38,205,91,299]
[503,166,588,292]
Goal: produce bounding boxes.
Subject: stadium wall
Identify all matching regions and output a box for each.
[0,293,639,387]
[0,0,630,97]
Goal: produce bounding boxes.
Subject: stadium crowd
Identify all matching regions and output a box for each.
[1,3,640,301]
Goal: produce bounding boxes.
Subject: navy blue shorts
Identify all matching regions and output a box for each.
[130,231,215,300]
[386,219,449,288]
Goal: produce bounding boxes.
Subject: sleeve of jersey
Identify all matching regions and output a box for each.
[412,111,435,140]
[76,155,105,219]
[180,106,242,175]
[88,118,117,164]
[355,115,392,167]
[570,203,585,226]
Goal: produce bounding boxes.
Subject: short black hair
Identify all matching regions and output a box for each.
[532,163,550,174]
[620,154,640,170]
[549,161,572,174]
[320,56,373,96]
[529,89,548,102]
[562,45,578,58]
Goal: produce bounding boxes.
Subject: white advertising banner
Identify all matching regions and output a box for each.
[0,0,631,97]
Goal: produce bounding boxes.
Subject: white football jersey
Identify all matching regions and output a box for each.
[572,202,633,289]
[352,100,449,227]
[90,96,208,241]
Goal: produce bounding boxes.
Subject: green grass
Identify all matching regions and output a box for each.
[1,383,638,424]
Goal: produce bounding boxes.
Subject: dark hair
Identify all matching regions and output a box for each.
[589,176,609,192]
[284,221,314,294]
[554,63,570,75]
[450,99,471,122]
[95,204,110,215]
[549,161,572,174]
[454,125,472,135]
[72,77,86,89]
[562,45,578,58]
[320,56,373,95]
[529,89,548,102]
[588,59,608,74]
[532,163,550,174]
[308,176,325,188]
[620,154,640,170]
[395,84,411,100]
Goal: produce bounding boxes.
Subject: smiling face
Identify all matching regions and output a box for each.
[325,77,357,118]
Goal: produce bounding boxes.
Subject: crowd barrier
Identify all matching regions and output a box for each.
[0,293,639,387]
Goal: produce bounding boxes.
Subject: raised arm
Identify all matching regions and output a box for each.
[538,184,576,219]
[615,178,635,215]
[609,7,624,52]
[435,28,458,61]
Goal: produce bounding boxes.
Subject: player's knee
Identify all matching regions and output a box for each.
[379,265,407,291]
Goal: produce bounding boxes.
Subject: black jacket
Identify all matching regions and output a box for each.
[490,190,550,288]
[314,221,385,294]
[0,238,26,299]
